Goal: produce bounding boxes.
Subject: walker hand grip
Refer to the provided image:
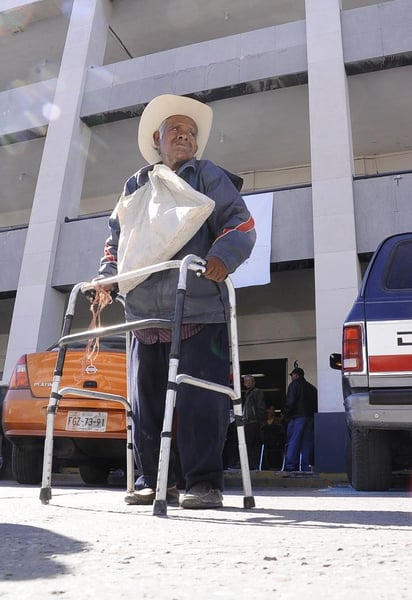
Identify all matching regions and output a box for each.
[193,260,206,278]
[81,282,118,302]
[81,284,96,303]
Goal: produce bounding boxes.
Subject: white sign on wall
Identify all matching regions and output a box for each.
[230,192,273,288]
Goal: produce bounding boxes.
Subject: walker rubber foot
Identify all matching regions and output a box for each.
[152,499,168,516]
[39,487,52,505]
[243,495,255,509]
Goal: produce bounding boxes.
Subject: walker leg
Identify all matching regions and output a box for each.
[225,276,255,509]
[153,272,188,516]
[259,443,265,471]
[236,420,255,509]
[125,410,135,494]
[232,400,255,509]
[39,289,79,504]
[125,332,135,494]
[39,391,60,504]
[243,495,256,509]
[153,360,179,517]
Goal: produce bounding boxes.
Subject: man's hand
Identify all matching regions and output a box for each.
[83,281,118,303]
[204,256,229,282]
[91,277,118,295]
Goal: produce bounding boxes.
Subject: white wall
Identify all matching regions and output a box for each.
[237,269,318,387]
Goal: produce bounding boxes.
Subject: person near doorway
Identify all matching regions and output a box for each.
[242,375,267,470]
[282,367,318,472]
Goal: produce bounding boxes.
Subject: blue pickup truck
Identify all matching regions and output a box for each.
[331,232,412,491]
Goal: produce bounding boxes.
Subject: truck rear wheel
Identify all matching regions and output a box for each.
[12,444,43,485]
[351,429,392,491]
[345,437,352,485]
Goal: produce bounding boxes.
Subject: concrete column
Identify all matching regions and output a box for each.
[305,0,361,414]
[3,0,112,381]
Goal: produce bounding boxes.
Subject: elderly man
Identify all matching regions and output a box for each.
[98,95,256,509]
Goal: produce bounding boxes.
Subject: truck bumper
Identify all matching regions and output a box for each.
[344,393,412,429]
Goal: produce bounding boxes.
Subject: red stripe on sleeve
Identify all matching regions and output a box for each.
[216,216,255,241]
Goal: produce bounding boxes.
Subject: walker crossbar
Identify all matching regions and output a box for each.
[58,318,172,347]
[39,255,255,514]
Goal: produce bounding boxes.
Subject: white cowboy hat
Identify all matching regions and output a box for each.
[138,94,213,164]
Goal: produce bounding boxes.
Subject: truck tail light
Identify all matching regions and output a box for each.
[8,355,30,389]
[342,325,364,372]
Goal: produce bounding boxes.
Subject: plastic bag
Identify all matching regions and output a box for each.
[116,164,215,294]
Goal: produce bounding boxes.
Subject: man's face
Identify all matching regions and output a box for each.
[243,376,254,389]
[153,114,198,170]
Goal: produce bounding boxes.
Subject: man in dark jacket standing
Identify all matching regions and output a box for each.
[243,375,266,469]
[282,367,318,472]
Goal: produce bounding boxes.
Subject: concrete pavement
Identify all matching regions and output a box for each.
[0,474,411,600]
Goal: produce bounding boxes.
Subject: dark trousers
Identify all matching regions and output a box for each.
[222,421,239,469]
[129,323,231,491]
[260,423,285,469]
[284,416,314,471]
[244,422,262,470]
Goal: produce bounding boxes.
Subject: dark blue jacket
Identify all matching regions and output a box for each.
[99,158,256,323]
[282,378,318,420]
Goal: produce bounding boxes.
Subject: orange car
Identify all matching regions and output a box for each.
[1,336,127,485]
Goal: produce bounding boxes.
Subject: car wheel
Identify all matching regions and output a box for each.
[12,444,43,485]
[351,428,392,491]
[79,463,110,485]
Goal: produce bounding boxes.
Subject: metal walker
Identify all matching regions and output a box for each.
[39,254,255,516]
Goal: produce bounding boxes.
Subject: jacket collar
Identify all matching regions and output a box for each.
[135,158,243,191]
[136,158,197,184]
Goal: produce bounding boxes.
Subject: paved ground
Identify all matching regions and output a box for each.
[0,474,411,600]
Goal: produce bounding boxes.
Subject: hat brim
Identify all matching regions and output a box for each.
[138,94,213,165]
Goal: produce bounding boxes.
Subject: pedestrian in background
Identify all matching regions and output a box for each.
[242,375,266,470]
[282,367,318,472]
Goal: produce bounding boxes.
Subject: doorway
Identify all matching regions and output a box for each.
[239,358,287,413]
[239,358,287,470]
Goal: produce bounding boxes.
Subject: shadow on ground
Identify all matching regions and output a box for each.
[0,523,89,581]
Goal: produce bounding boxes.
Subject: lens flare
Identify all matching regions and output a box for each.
[42,103,61,121]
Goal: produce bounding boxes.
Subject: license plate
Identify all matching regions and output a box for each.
[65,411,107,432]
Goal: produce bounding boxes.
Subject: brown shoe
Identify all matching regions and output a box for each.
[125,486,180,506]
[180,482,223,509]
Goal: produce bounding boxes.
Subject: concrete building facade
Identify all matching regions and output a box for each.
[1,0,412,471]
